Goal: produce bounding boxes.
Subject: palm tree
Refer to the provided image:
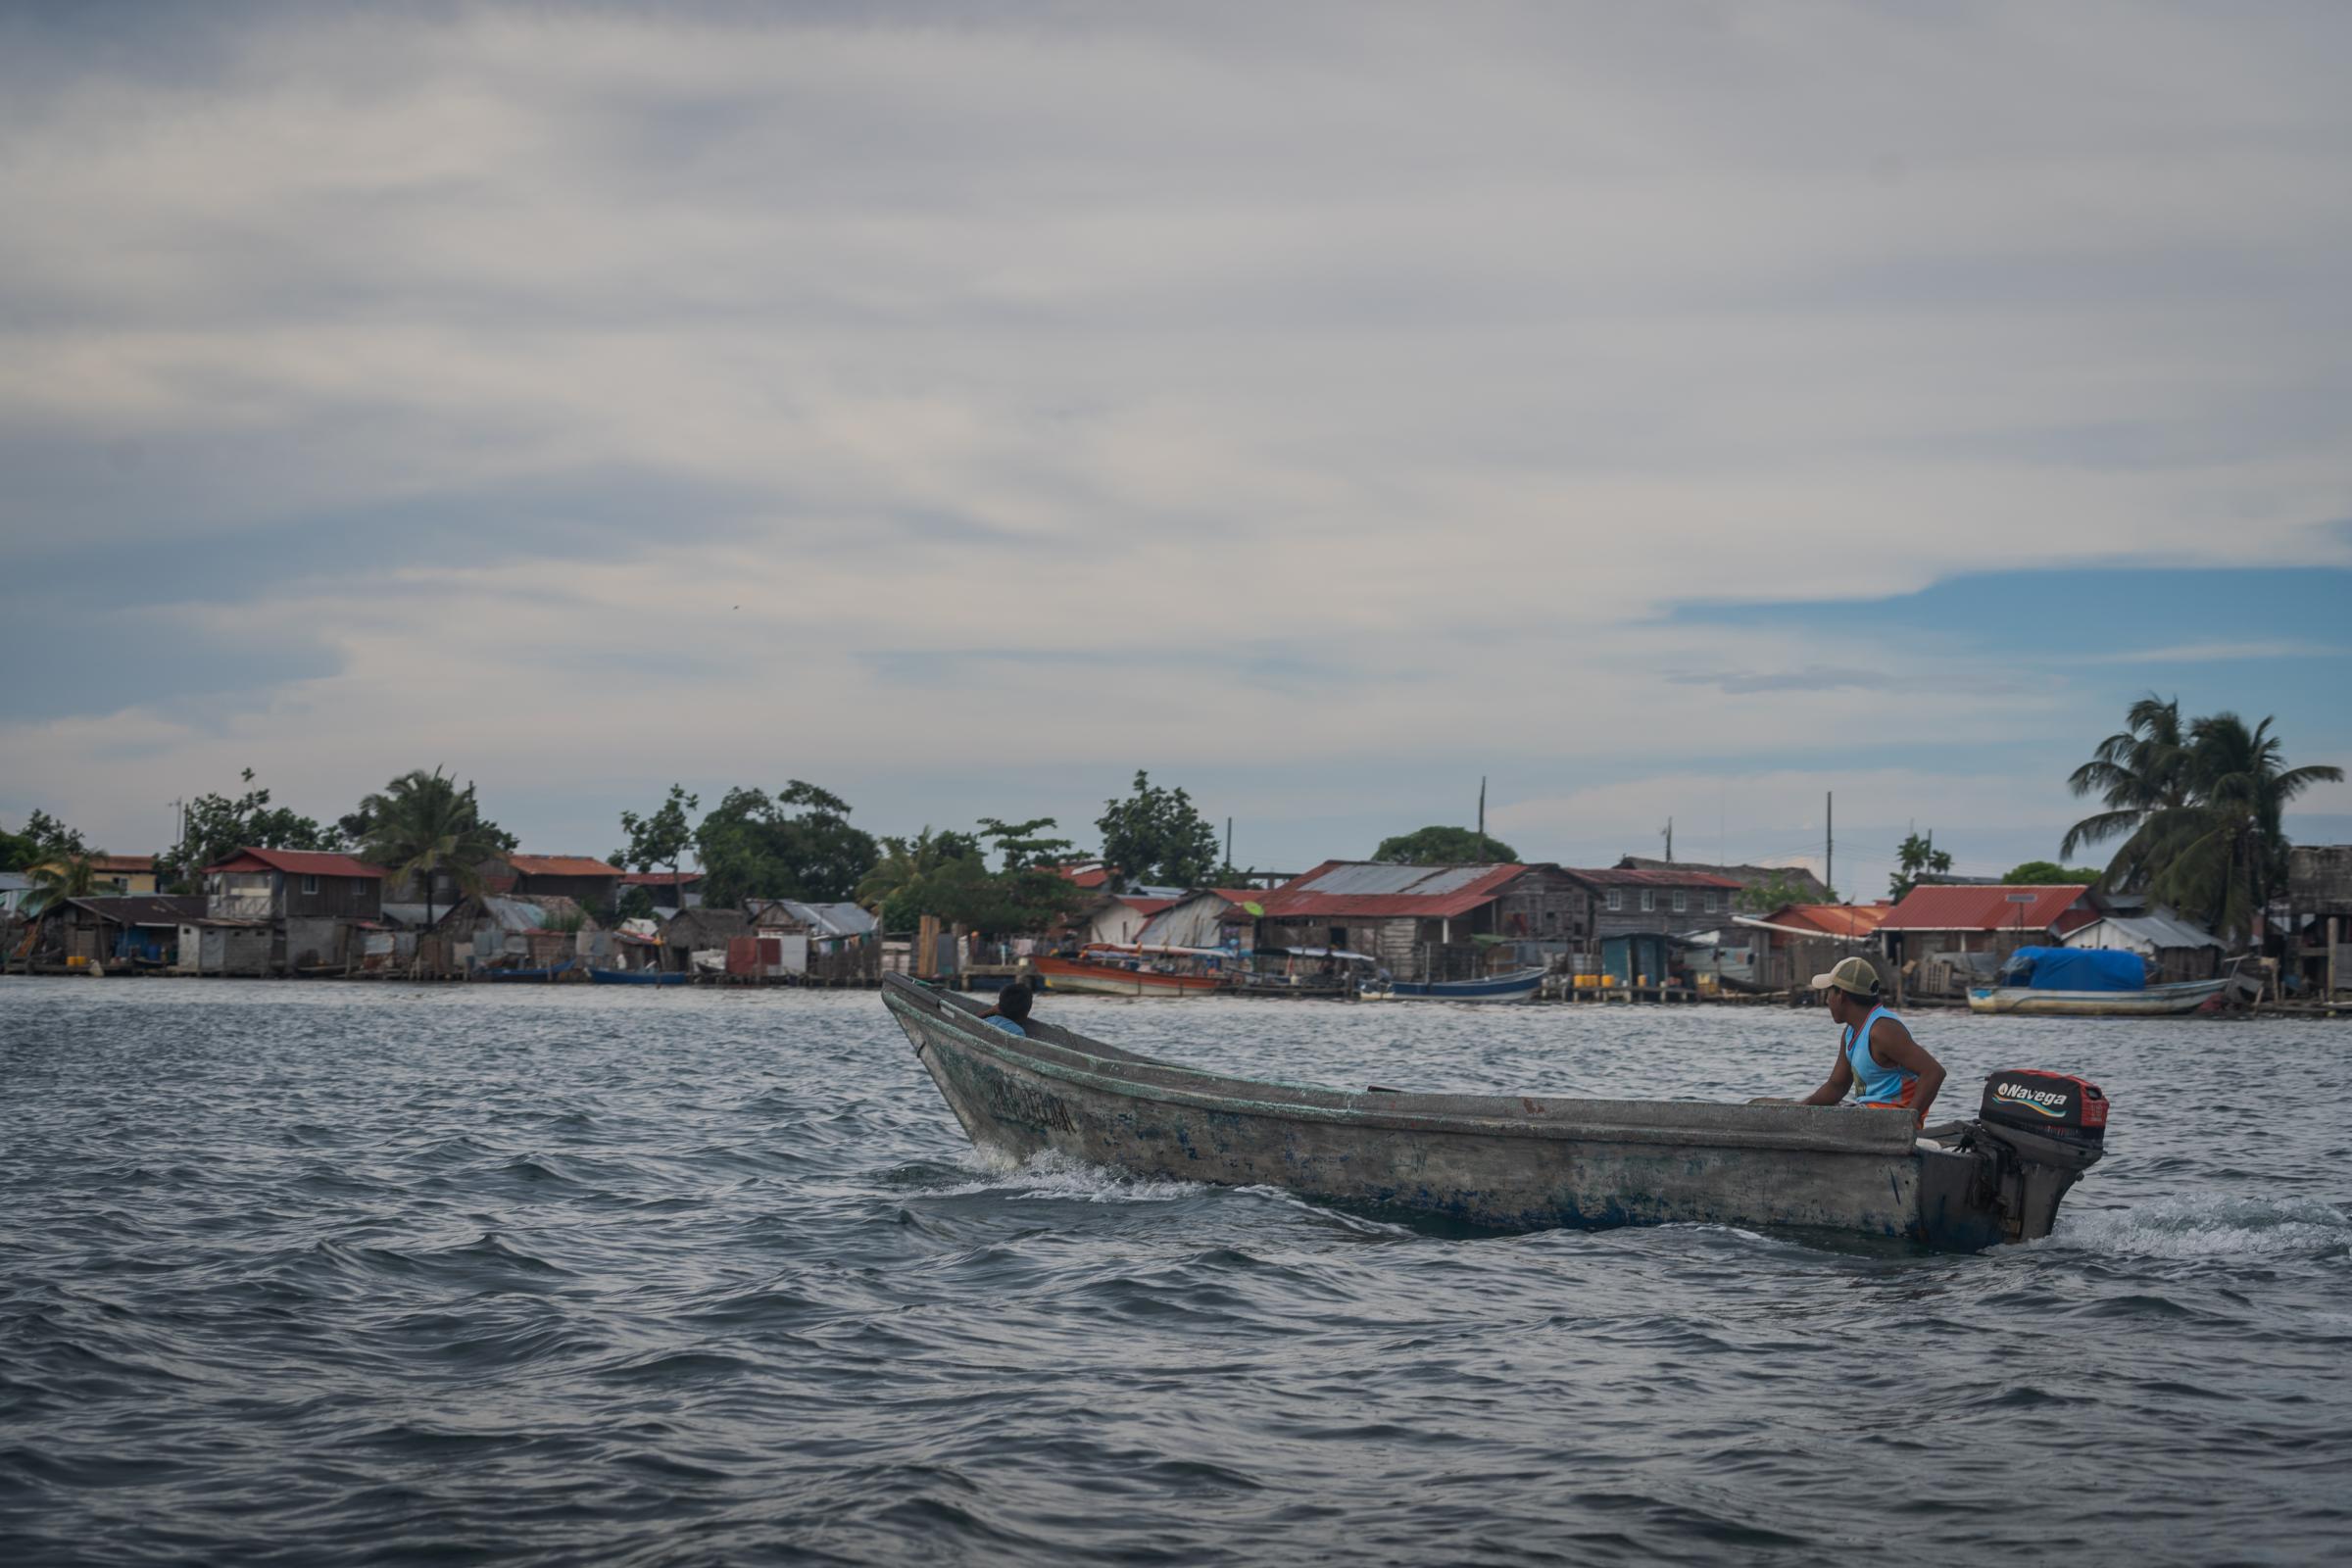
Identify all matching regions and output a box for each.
[24,851,107,917]
[2060,695,2188,863]
[355,768,503,928]
[857,827,983,917]
[2085,710,2340,942]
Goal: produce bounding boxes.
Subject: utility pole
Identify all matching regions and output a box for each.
[1825,792,1834,902]
[1661,817,1674,862]
[1477,777,1488,860]
[1225,816,1233,875]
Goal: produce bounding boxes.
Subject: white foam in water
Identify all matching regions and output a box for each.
[929,1148,1209,1204]
[2043,1194,2352,1260]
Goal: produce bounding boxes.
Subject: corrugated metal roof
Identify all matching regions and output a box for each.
[2064,910,2224,952]
[1563,866,1744,889]
[1256,861,1532,919]
[206,847,387,878]
[621,870,703,886]
[506,855,622,878]
[59,895,207,926]
[1759,903,1889,938]
[1876,884,2089,933]
[763,900,879,939]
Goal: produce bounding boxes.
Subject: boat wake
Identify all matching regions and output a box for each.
[2042,1194,2351,1260]
[925,1148,1211,1205]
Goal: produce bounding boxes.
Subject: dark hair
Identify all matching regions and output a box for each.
[996,981,1033,1021]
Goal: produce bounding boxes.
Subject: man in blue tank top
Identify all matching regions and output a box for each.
[1790,956,1946,1125]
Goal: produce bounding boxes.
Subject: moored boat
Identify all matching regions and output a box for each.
[588,967,690,987]
[1030,951,1227,998]
[1967,979,2228,1015]
[1966,945,2229,1016]
[480,959,573,983]
[1360,965,1548,1004]
[880,974,2108,1251]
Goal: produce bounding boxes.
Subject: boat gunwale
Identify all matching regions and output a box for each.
[883,975,1917,1158]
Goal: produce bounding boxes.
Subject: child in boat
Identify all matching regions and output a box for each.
[982,980,1034,1037]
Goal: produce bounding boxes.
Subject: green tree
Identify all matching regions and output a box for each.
[162,769,338,889]
[2002,860,2103,886]
[693,780,879,906]
[1096,771,1221,889]
[1371,824,1520,864]
[355,767,508,927]
[616,784,701,898]
[972,817,1091,932]
[2,809,85,872]
[24,850,110,916]
[2061,695,2192,863]
[858,827,988,929]
[1888,831,1953,901]
[2091,711,2341,941]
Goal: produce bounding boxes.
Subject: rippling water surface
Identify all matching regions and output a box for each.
[3,978,2348,1565]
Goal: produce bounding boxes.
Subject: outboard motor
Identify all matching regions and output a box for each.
[1967,1070,2108,1242]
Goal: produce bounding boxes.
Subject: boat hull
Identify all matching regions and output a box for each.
[1365,966,1547,1004]
[882,975,2019,1250]
[1030,956,1225,998]
[588,967,690,986]
[1967,979,2227,1016]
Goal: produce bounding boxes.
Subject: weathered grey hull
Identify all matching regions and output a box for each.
[883,976,2015,1250]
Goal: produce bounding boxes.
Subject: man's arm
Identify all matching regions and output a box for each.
[1794,1048,1854,1106]
[1872,1018,1945,1124]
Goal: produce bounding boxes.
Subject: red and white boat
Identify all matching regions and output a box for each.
[1030,945,1232,998]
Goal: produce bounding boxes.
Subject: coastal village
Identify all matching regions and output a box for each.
[7,834,2347,1015]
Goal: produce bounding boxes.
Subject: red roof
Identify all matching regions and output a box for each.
[621,870,704,887]
[1053,863,1114,890]
[1256,861,1535,919]
[507,855,622,879]
[87,854,159,874]
[1121,896,1177,916]
[1563,866,1743,889]
[206,847,387,879]
[1762,903,1889,938]
[1876,884,2090,933]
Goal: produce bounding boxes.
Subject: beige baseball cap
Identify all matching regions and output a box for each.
[1812,956,1882,996]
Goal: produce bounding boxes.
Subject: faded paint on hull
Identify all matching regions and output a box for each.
[1966,979,2227,1016]
[883,976,1981,1244]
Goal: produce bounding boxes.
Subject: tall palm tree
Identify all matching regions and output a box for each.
[2092,710,2340,942]
[355,768,503,928]
[2060,695,2188,863]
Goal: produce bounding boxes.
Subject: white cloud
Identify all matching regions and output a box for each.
[2,3,2348,858]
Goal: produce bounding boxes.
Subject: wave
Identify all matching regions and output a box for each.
[2043,1194,2352,1260]
[920,1149,1209,1205]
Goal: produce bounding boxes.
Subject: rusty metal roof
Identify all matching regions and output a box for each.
[1876,884,2091,933]
[1255,861,1532,919]
[206,848,387,878]
[506,855,623,879]
[621,869,704,886]
[58,895,206,926]
[1759,903,1889,938]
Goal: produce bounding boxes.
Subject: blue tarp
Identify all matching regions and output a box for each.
[1997,945,2146,992]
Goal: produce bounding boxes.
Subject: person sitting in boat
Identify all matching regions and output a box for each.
[1788,956,1945,1124]
[981,980,1034,1037]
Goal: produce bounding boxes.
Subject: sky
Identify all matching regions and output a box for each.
[3,1,2348,902]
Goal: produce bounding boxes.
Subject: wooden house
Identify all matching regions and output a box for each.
[202,847,388,973]
[662,906,748,971]
[622,869,706,911]
[2060,908,2225,984]
[1874,883,2098,995]
[2283,845,2352,997]
[491,855,625,908]
[39,895,206,966]
[1253,862,1587,982]
[1559,867,1744,942]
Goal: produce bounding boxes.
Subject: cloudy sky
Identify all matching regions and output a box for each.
[4,1,2347,899]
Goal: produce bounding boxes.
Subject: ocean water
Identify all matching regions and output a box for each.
[2,978,2346,1566]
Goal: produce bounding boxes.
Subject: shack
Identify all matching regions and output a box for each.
[2061,908,2226,983]
[175,918,271,976]
[493,855,625,908]
[1254,862,1586,982]
[662,906,749,973]
[2284,845,2352,998]
[40,895,206,967]
[1135,890,1266,951]
[1874,883,2097,998]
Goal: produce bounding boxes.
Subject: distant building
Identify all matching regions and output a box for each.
[494,855,624,908]
[1253,862,1587,981]
[27,853,161,896]
[38,895,206,966]
[1614,857,1831,906]
[1080,888,1184,948]
[2283,845,2352,996]
[1135,890,1266,951]
[2061,908,2226,984]
[202,847,388,972]
[1874,884,2098,995]
[1559,866,1744,941]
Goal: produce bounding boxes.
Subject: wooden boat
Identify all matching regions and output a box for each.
[1967,978,2228,1016]
[479,959,573,983]
[881,974,2108,1251]
[588,967,690,987]
[1030,952,1226,998]
[1361,965,1547,1004]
